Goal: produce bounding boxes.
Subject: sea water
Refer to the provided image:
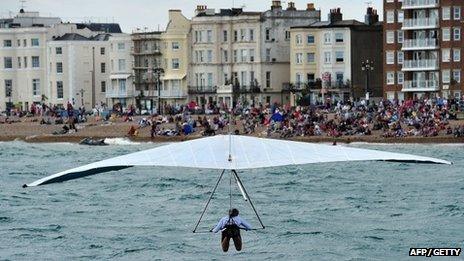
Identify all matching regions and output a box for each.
[0,141,463,260]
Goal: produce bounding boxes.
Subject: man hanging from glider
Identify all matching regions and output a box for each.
[211,208,252,252]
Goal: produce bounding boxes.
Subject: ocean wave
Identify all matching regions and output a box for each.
[104,138,143,145]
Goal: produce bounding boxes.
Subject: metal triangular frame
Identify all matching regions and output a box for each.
[192,169,266,233]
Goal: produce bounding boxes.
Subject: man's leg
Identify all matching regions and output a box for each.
[221,232,230,252]
[232,235,242,251]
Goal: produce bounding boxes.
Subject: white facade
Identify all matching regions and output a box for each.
[47,38,110,108]
[107,33,135,108]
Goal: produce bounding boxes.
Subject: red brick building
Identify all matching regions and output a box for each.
[383,0,463,101]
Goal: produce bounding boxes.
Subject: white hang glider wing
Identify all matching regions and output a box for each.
[24,135,451,187]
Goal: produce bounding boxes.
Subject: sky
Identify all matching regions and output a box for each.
[2,0,383,33]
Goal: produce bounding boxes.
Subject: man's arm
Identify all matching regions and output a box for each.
[238,217,252,230]
[212,217,225,233]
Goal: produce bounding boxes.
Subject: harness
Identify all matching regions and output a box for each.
[223,217,241,238]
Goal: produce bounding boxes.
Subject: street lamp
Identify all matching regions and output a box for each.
[361,60,374,105]
[153,68,164,115]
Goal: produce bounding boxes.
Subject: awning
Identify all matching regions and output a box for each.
[161,74,186,80]
[110,74,132,80]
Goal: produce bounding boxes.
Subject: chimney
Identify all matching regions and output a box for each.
[271,0,282,11]
[364,7,379,25]
[287,2,296,11]
[328,8,343,23]
[306,3,315,11]
[195,5,207,16]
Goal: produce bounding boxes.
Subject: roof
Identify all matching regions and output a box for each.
[53,33,112,41]
[75,23,122,33]
[196,8,261,17]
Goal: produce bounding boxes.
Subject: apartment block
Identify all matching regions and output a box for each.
[189,1,320,108]
[384,0,464,101]
[290,8,383,105]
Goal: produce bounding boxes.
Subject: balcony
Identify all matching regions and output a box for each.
[402,38,438,51]
[402,18,439,30]
[187,86,217,95]
[106,89,136,98]
[402,0,439,9]
[159,89,187,98]
[402,59,439,71]
[402,80,440,92]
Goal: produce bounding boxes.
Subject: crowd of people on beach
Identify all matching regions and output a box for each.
[2,97,464,140]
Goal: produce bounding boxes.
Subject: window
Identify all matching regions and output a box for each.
[172,58,180,69]
[233,50,238,62]
[234,30,238,42]
[398,11,404,23]
[265,28,271,41]
[296,73,302,84]
[223,50,228,63]
[240,49,247,62]
[5,80,12,97]
[118,59,126,71]
[442,49,451,62]
[170,42,179,50]
[453,27,461,41]
[24,57,27,68]
[4,57,12,69]
[442,28,450,41]
[335,33,344,43]
[32,56,39,68]
[324,52,331,63]
[266,71,271,88]
[250,71,255,83]
[442,70,450,83]
[397,72,404,84]
[195,31,199,43]
[31,38,39,46]
[56,62,63,73]
[223,30,228,42]
[207,73,213,87]
[453,70,461,83]
[335,51,344,62]
[386,72,395,85]
[223,73,229,85]
[296,53,303,64]
[207,30,213,43]
[307,34,315,44]
[17,57,21,68]
[57,81,64,99]
[207,50,212,63]
[56,47,62,54]
[454,6,461,20]
[397,30,404,43]
[118,43,125,50]
[249,49,255,62]
[386,11,395,23]
[386,31,395,44]
[101,81,106,92]
[249,29,254,41]
[100,63,106,73]
[23,39,27,47]
[386,51,395,64]
[100,47,105,55]
[296,34,302,45]
[119,79,126,92]
[265,48,271,62]
[397,51,404,64]
[32,79,40,96]
[240,71,247,86]
[324,33,331,44]
[307,73,315,82]
[3,40,12,47]
[443,7,450,20]
[240,29,246,41]
[307,52,315,63]
[285,31,290,41]
[335,73,344,84]
[453,49,461,62]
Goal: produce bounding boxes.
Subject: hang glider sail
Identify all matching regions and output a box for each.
[24,135,451,187]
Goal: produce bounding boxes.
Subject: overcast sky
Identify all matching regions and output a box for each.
[2,0,383,33]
